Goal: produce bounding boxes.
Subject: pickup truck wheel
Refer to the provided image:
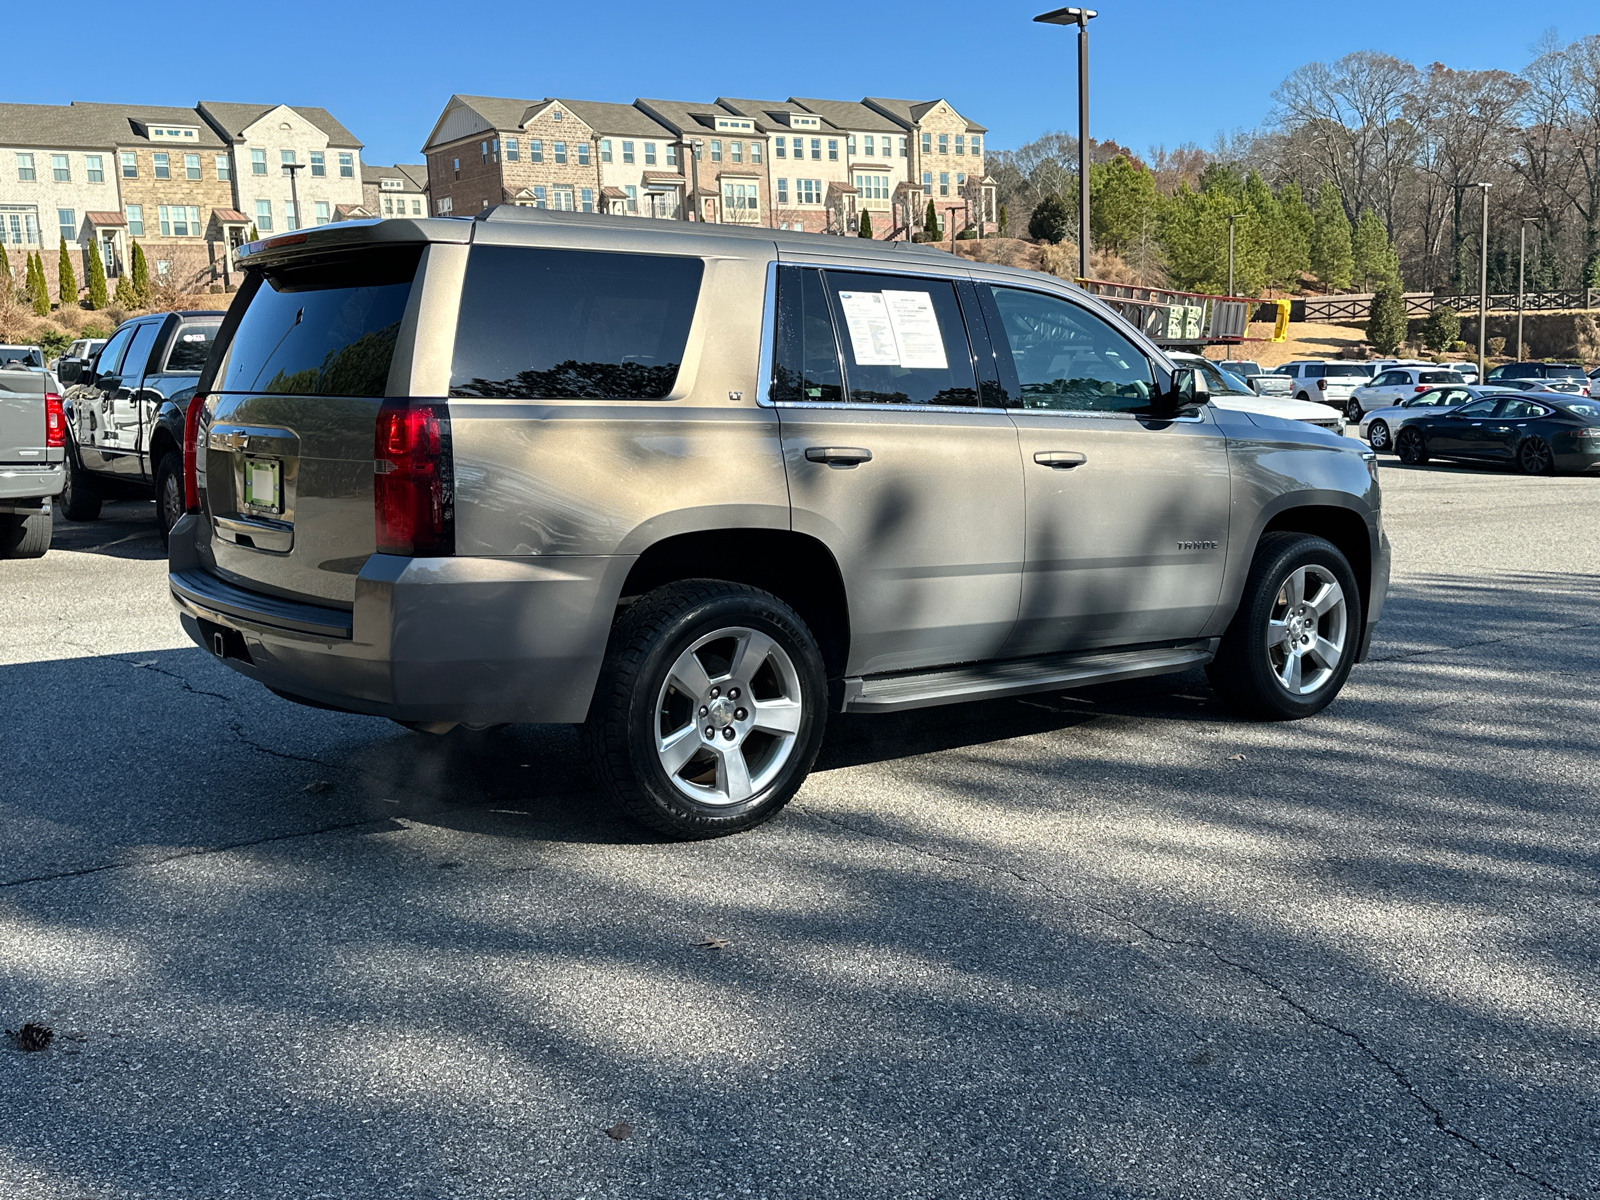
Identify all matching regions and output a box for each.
[581,581,827,839]
[59,439,102,521]
[0,513,51,559]
[1206,533,1362,721]
[155,451,183,545]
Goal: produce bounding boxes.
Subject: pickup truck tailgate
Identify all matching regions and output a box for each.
[0,369,45,464]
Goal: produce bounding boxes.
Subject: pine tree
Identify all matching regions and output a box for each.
[1089,156,1160,256]
[1366,280,1408,354]
[1310,181,1354,290]
[1585,248,1600,290]
[114,273,138,308]
[58,240,78,308]
[0,238,10,289]
[1352,209,1400,291]
[1158,184,1267,295]
[998,203,1008,236]
[1242,172,1293,290]
[1420,305,1460,351]
[131,240,150,305]
[924,199,939,240]
[29,253,48,316]
[85,239,109,309]
[1028,194,1073,245]
[858,210,873,238]
[1277,181,1314,283]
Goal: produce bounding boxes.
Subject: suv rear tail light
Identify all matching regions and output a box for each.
[44,393,64,447]
[1316,378,1327,390]
[375,399,453,556]
[182,393,208,512]
[1414,385,1430,392]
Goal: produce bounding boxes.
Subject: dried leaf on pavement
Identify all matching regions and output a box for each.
[695,938,729,950]
[604,1122,633,1141]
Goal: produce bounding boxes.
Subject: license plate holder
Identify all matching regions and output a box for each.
[243,456,282,515]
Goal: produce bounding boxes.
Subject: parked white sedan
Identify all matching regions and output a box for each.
[1358,384,1518,452]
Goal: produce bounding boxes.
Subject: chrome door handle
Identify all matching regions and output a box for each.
[804,446,872,467]
[1033,451,1087,469]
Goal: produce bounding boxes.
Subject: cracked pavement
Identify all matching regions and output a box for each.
[1,460,1598,1199]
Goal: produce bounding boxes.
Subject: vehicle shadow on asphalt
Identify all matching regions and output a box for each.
[50,502,164,561]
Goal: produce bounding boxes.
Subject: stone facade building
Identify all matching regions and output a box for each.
[198,102,365,237]
[422,92,990,239]
[362,163,428,220]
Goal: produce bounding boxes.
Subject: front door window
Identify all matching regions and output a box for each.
[988,286,1156,413]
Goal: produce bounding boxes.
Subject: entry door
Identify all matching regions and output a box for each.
[774,265,1024,676]
[978,284,1232,656]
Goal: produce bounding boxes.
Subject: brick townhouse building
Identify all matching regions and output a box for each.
[0,98,365,301]
[362,163,428,220]
[422,91,990,238]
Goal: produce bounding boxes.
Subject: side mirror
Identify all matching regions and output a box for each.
[57,360,80,384]
[1170,365,1209,409]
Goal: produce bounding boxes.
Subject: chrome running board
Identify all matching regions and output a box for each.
[839,640,1218,714]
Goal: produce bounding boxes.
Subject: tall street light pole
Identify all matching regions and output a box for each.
[1474,183,1491,380]
[1517,216,1541,362]
[282,161,305,231]
[1034,6,1097,282]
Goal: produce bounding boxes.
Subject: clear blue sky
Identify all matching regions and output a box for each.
[7,1,1586,167]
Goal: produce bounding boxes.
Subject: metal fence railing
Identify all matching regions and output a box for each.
[1077,278,1256,346]
[1294,289,1598,323]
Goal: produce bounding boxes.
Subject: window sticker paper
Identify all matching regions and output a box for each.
[881,290,948,370]
[838,291,901,366]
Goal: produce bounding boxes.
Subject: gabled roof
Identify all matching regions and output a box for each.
[633,98,728,136]
[70,102,227,148]
[788,98,901,134]
[863,97,987,134]
[554,99,675,139]
[422,94,548,151]
[198,101,363,148]
[0,102,116,150]
[362,162,428,190]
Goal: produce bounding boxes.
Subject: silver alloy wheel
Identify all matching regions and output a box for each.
[1367,420,1389,450]
[655,626,804,807]
[1265,565,1348,696]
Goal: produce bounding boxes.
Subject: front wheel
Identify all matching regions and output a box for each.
[1366,419,1390,452]
[581,581,828,839]
[1517,436,1555,476]
[1207,533,1363,721]
[1396,427,1428,465]
[1345,399,1362,423]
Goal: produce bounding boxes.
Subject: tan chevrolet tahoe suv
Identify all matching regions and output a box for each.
[169,208,1390,838]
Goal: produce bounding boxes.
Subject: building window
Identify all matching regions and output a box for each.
[531,140,544,163]
[16,153,34,181]
[921,133,932,155]
[552,187,574,211]
[939,134,949,155]
[971,136,982,157]
[775,136,787,159]
[284,201,298,231]
[730,141,742,164]
[185,154,201,180]
[863,135,874,158]
[621,141,633,165]
[157,205,201,237]
[315,201,330,224]
[126,205,143,237]
[581,187,594,213]
[957,173,965,186]
[922,172,932,195]
[600,139,612,163]
[810,138,821,160]
[281,150,297,167]
[153,153,170,179]
[751,142,762,164]
[955,135,965,156]
[797,179,821,205]
[383,197,392,215]
[899,136,908,157]
[552,109,563,121]
[939,172,949,196]
[776,178,788,204]
[666,143,678,167]
[311,151,325,176]
[532,186,547,208]
[58,209,76,242]
[644,142,656,166]
[86,155,104,183]
[554,142,566,164]
[255,199,272,230]
[480,141,489,165]
[847,136,857,156]
[52,154,70,182]
[624,184,637,213]
[578,143,590,166]
[436,196,453,215]
[452,157,460,178]
[215,155,231,181]
[710,140,721,162]
[506,138,519,162]
[411,199,421,215]
[121,152,138,178]
[827,139,838,162]
[339,153,353,178]
[251,149,267,175]
[854,174,889,201]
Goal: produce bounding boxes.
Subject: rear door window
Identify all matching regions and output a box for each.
[771,266,843,403]
[163,323,219,373]
[822,271,977,407]
[120,321,163,384]
[449,246,702,399]
[217,246,420,396]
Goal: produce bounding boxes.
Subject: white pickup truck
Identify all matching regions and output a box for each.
[0,363,65,558]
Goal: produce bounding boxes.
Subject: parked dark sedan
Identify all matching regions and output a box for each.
[1395,393,1600,474]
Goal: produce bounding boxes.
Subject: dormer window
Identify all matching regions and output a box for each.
[148,126,199,142]
[552,109,563,121]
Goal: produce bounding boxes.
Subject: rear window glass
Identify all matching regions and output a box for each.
[1324,364,1373,377]
[450,246,702,400]
[164,324,218,373]
[1418,371,1457,383]
[1548,366,1586,379]
[217,247,420,396]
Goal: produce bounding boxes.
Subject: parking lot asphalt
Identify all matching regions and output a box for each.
[2,457,1598,1200]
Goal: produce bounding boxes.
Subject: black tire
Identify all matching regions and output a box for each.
[1206,532,1363,721]
[581,580,828,839]
[0,513,51,559]
[1345,399,1362,423]
[1396,427,1428,465]
[59,437,102,521]
[1366,419,1390,452]
[155,450,184,546]
[1517,436,1555,476]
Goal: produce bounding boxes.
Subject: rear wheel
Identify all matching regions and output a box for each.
[155,451,184,545]
[59,438,102,521]
[0,513,51,559]
[581,581,827,839]
[1517,436,1555,476]
[1396,427,1428,465]
[1366,419,1390,451]
[1207,533,1362,721]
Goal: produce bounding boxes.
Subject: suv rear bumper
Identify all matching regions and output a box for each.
[168,515,631,724]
